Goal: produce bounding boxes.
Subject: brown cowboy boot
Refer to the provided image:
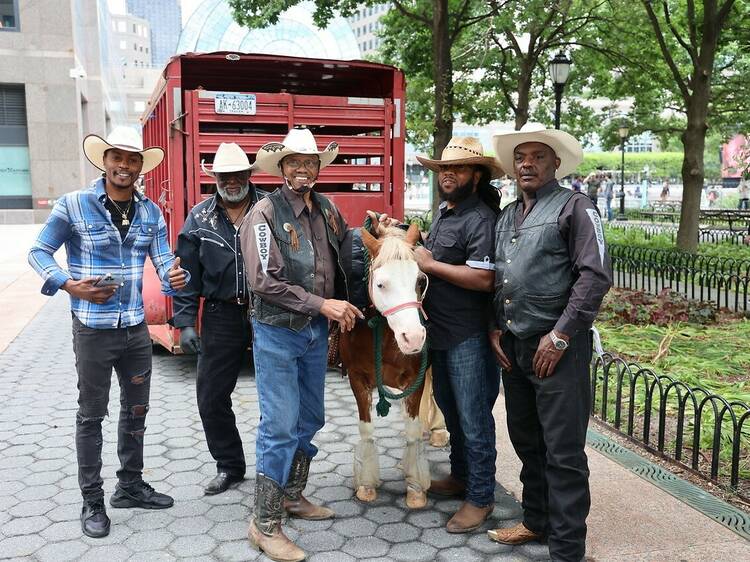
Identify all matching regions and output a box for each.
[284,450,334,520]
[428,475,466,497]
[487,522,544,545]
[446,501,493,533]
[248,474,305,562]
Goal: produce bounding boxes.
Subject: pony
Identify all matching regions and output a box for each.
[338,222,431,509]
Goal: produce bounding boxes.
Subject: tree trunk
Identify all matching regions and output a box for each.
[514,58,533,130]
[431,0,453,216]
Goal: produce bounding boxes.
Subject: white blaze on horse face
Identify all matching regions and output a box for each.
[371,261,426,355]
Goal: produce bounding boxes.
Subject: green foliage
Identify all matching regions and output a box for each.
[580,152,684,179]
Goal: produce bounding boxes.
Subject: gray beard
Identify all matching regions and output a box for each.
[217,183,250,203]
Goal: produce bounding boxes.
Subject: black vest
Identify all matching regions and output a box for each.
[252,188,347,331]
[494,186,576,338]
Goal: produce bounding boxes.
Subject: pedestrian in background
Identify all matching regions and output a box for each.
[738,178,749,210]
[28,127,188,539]
[604,173,614,221]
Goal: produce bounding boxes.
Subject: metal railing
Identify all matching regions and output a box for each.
[607,221,748,245]
[591,352,750,497]
[626,208,750,231]
[609,244,750,311]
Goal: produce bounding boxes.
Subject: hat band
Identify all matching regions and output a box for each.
[444,145,484,157]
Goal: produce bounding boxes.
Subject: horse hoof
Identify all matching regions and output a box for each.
[429,429,449,448]
[406,488,427,509]
[356,486,377,503]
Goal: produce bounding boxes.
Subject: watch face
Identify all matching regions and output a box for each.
[554,340,568,350]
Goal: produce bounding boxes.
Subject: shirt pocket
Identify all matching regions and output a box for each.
[73,222,111,251]
[433,229,465,265]
[133,222,158,248]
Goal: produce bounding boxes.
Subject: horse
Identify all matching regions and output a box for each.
[338,222,432,509]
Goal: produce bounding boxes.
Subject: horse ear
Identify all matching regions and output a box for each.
[405,222,421,246]
[360,226,382,256]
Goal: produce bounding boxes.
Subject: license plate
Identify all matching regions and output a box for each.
[214,93,256,115]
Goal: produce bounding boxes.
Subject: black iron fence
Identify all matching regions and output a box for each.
[591,351,750,497]
[626,208,750,232]
[609,244,750,311]
[607,222,748,245]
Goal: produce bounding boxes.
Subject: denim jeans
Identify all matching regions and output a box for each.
[196,301,251,477]
[502,330,592,562]
[72,314,152,501]
[430,333,500,506]
[251,316,328,487]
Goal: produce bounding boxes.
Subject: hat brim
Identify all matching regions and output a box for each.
[415,155,505,180]
[83,134,164,175]
[254,142,339,177]
[491,129,583,179]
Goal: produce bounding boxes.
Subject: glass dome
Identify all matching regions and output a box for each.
[177,0,361,60]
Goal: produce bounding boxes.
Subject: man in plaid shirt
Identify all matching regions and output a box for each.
[28,127,188,539]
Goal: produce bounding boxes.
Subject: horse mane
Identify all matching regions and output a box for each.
[371,226,415,269]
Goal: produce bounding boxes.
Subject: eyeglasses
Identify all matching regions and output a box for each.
[284,157,320,170]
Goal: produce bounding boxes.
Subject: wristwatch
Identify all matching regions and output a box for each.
[549,330,569,351]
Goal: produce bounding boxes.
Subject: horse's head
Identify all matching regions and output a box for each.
[361,223,427,355]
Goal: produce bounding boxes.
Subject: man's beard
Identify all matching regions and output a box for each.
[438,177,474,203]
[217,183,250,203]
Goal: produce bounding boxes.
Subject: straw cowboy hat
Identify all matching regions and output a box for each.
[201,142,253,176]
[254,128,339,177]
[416,137,504,179]
[83,126,164,174]
[492,122,583,179]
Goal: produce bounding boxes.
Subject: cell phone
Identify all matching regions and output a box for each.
[94,273,122,287]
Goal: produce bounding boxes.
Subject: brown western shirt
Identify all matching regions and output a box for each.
[513,180,613,336]
[240,184,347,316]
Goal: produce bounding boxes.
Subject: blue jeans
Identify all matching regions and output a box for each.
[252,316,328,487]
[430,333,500,506]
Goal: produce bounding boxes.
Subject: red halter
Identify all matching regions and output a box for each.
[370,269,429,320]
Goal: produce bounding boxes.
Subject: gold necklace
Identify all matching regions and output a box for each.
[107,195,133,225]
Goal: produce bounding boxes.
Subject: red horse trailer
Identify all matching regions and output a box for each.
[140,52,406,351]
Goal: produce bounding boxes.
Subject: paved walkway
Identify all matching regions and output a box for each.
[2,225,749,561]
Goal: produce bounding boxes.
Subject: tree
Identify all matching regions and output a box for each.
[229,0,497,213]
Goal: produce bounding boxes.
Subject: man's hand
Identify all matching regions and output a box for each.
[320,299,364,333]
[414,247,435,274]
[179,326,201,354]
[532,331,570,378]
[62,277,117,304]
[489,329,511,371]
[366,210,400,236]
[168,257,188,291]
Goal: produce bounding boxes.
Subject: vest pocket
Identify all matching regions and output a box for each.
[525,293,567,324]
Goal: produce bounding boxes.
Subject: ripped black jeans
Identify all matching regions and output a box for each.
[72,315,152,502]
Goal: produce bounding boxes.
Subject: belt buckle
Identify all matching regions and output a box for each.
[236,297,245,305]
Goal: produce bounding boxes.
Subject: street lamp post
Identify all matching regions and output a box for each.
[617,124,629,220]
[548,52,572,130]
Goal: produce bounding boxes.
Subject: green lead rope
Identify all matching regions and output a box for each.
[361,211,429,416]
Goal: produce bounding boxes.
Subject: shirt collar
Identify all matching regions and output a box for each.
[439,192,480,216]
[282,182,309,218]
[95,177,146,203]
[516,178,559,202]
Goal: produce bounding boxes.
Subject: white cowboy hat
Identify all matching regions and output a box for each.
[254,128,339,177]
[492,122,583,179]
[416,136,504,179]
[83,126,164,174]
[201,142,253,176]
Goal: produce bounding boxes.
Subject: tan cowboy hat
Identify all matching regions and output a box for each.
[254,128,339,177]
[201,142,253,176]
[416,136,504,179]
[83,126,164,174]
[492,122,583,179]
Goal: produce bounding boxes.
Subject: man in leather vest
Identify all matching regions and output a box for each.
[173,143,259,496]
[487,124,612,562]
[240,128,364,562]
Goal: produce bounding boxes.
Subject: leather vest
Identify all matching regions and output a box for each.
[252,188,347,331]
[494,186,576,338]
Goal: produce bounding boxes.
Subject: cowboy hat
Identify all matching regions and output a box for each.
[492,122,583,179]
[416,136,504,179]
[201,142,253,176]
[83,126,164,174]
[254,128,339,177]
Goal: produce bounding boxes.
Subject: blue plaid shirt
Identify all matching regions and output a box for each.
[28,178,188,329]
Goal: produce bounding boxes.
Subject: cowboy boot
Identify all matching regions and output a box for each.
[248,474,305,562]
[284,450,334,520]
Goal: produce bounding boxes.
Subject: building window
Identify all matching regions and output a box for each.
[117,20,126,33]
[132,23,136,33]
[119,40,127,50]
[134,43,137,51]
[0,0,19,31]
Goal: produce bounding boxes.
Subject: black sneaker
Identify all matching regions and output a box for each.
[81,499,110,538]
[109,481,174,510]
